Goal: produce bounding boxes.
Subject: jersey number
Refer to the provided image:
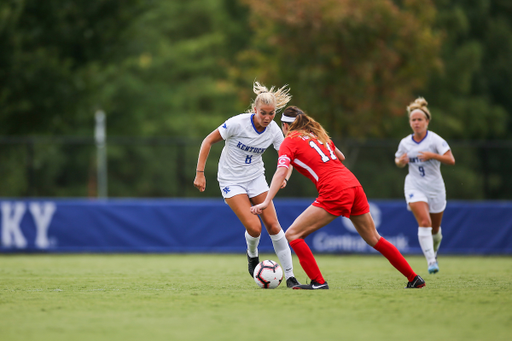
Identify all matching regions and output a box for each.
[245,155,253,164]
[418,166,425,177]
[309,140,337,162]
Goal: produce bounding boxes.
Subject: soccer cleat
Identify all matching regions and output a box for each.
[286,276,301,288]
[247,252,259,278]
[405,275,426,288]
[428,262,439,274]
[292,280,329,290]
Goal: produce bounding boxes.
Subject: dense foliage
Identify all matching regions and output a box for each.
[0,0,511,198]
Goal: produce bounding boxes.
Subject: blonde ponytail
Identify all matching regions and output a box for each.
[247,81,292,113]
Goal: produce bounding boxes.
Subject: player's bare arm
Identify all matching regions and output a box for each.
[250,166,288,215]
[418,150,455,165]
[334,147,345,162]
[281,165,294,189]
[194,129,224,192]
[395,153,409,168]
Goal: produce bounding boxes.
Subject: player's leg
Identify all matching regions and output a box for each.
[431,212,443,256]
[427,192,446,272]
[350,213,419,283]
[429,191,444,253]
[409,201,438,273]
[250,191,299,287]
[350,187,423,288]
[349,212,380,246]
[225,193,263,276]
[285,205,336,289]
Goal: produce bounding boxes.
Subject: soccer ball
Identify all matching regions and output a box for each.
[253,260,283,289]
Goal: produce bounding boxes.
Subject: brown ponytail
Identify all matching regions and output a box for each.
[284,106,331,145]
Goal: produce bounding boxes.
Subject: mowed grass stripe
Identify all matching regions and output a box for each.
[1,254,511,341]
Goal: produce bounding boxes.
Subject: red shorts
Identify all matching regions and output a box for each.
[312,186,370,218]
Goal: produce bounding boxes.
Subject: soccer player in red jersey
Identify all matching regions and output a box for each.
[250,106,425,289]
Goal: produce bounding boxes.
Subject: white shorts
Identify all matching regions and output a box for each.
[405,188,446,214]
[219,174,269,199]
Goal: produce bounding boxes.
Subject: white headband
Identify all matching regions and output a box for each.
[281,114,296,123]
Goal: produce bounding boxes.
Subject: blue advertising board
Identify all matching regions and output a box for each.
[1,199,511,254]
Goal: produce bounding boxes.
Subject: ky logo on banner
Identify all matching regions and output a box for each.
[1,202,56,249]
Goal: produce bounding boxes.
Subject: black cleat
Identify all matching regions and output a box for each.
[405,275,426,288]
[292,280,329,290]
[286,276,301,288]
[247,252,259,278]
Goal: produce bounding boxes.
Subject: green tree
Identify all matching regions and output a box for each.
[0,0,148,135]
[90,0,254,196]
[420,0,510,140]
[94,0,251,139]
[238,0,442,138]
[419,0,512,199]
[0,0,150,196]
[0,0,253,197]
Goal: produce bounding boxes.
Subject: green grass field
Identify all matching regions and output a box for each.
[1,254,511,341]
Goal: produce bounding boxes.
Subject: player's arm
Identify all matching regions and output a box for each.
[334,147,345,162]
[418,150,455,165]
[194,129,223,192]
[395,153,409,168]
[250,166,288,215]
[281,165,293,189]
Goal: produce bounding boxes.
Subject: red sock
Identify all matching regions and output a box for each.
[374,237,417,282]
[289,239,325,284]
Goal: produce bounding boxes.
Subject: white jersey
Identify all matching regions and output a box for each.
[395,130,451,196]
[217,113,283,184]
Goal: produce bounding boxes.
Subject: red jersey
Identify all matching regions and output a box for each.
[278,131,361,197]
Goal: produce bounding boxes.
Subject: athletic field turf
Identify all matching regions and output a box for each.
[1,254,511,341]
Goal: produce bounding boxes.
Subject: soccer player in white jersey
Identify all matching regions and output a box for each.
[395,97,455,274]
[193,81,300,288]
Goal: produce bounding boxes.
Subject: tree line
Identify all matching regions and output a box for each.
[1,0,511,198]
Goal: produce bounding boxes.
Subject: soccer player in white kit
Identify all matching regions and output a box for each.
[395,97,455,274]
[193,81,300,288]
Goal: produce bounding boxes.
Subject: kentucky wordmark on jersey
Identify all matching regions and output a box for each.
[217,113,284,184]
[395,130,451,195]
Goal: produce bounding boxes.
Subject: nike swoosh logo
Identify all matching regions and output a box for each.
[312,283,328,289]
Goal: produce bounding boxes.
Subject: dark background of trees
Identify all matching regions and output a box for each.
[1,0,511,199]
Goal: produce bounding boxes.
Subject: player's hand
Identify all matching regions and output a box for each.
[418,151,435,162]
[396,153,409,167]
[280,179,287,189]
[250,203,268,215]
[193,173,206,192]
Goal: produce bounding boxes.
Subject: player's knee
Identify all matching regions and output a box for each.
[265,223,281,235]
[354,224,379,246]
[363,232,380,247]
[418,218,432,227]
[245,225,262,238]
[285,229,297,242]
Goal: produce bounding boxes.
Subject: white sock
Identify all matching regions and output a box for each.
[270,229,294,280]
[418,227,436,265]
[433,227,443,256]
[245,230,260,258]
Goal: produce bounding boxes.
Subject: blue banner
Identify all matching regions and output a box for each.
[1,199,511,254]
